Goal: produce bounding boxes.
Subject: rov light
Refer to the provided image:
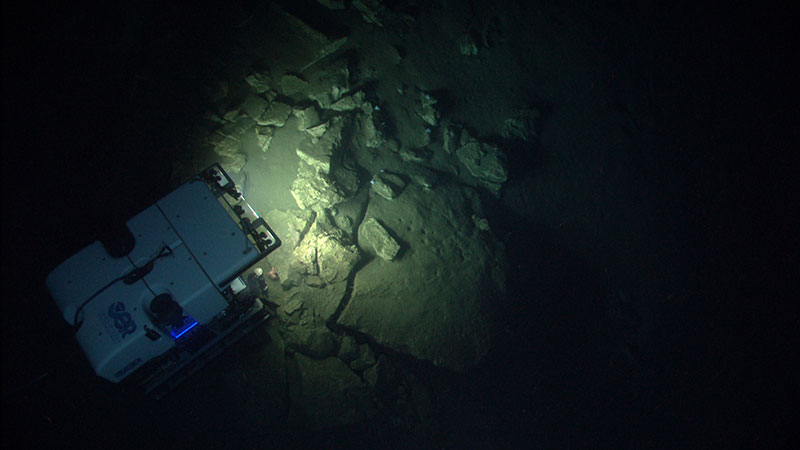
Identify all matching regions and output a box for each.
[170,316,199,339]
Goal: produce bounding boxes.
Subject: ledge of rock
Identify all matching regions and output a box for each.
[337,182,506,371]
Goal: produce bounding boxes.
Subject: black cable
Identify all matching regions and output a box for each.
[72,275,126,331]
[72,245,173,332]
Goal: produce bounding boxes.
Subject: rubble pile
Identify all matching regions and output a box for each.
[171,0,535,433]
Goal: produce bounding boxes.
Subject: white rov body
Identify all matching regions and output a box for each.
[46,164,280,396]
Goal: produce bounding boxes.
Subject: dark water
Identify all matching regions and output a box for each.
[3,1,793,448]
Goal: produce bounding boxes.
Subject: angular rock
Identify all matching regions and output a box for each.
[281,296,305,316]
[407,166,438,191]
[330,91,366,112]
[263,90,279,104]
[349,343,377,371]
[355,107,385,148]
[306,122,327,139]
[302,232,360,284]
[305,60,350,109]
[207,117,252,151]
[255,125,275,152]
[244,71,272,93]
[289,213,361,289]
[258,101,293,127]
[293,104,320,131]
[442,124,459,154]
[291,162,346,210]
[291,354,375,430]
[337,335,360,363]
[282,305,338,358]
[334,214,353,235]
[353,0,384,27]
[330,189,369,238]
[222,106,240,122]
[337,183,506,371]
[458,33,479,56]
[206,130,241,158]
[296,138,332,174]
[206,117,254,174]
[370,171,405,200]
[363,354,396,399]
[501,107,541,141]
[295,116,344,175]
[358,217,401,261]
[399,146,431,163]
[318,222,360,284]
[331,164,360,196]
[281,73,309,97]
[263,208,314,288]
[265,209,315,251]
[456,142,508,184]
[417,92,439,126]
[241,95,269,121]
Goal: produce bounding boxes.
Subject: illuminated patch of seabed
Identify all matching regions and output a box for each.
[239,116,306,213]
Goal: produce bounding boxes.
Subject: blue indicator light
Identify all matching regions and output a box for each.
[170,316,198,339]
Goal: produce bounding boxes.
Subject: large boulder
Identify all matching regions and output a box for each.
[337,182,506,371]
[291,162,345,210]
[291,216,360,286]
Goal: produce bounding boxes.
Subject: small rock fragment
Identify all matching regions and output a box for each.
[417,92,439,126]
[458,33,479,56]
[501,107,541,141]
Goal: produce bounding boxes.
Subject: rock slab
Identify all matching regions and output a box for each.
[338,183,505,371]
